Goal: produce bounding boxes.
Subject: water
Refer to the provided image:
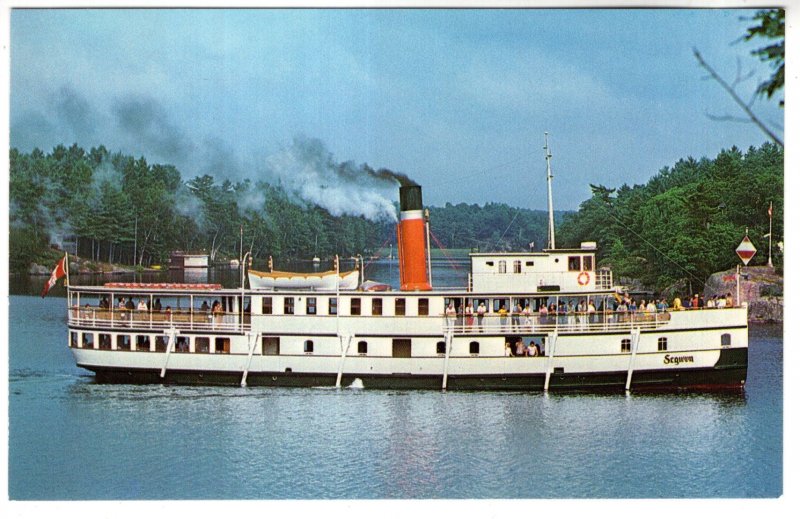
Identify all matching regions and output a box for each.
[7,268,783,500]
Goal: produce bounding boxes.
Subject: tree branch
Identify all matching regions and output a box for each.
[693,47,783,147]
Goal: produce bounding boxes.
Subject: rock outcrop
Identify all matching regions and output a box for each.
[705,266,783,323]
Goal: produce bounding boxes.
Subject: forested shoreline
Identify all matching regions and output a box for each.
[9,141,782,293]
[8,143,553,274]
[557,142,783,293]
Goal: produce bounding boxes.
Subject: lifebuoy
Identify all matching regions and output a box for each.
[577,271,590,286]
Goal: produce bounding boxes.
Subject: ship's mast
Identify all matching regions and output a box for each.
[544,132,556,250]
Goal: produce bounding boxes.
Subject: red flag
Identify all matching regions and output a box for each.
[41,255,67,298]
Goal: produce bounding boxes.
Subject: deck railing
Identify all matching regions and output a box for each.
[441,310,673,335]
[68,307,251,333]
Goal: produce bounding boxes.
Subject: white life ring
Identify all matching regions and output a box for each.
[577,271,590,286]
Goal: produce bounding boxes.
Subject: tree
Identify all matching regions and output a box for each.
[693,9,784,147]
[744,9,784,107]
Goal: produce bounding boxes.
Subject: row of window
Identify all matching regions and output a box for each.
[71,331,230,354]
[484,255,594,274]
[262,296,430,316]
[619,334,732,352]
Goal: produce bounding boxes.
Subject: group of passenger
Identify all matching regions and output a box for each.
[504,339,542,357]
[672,292,734,310]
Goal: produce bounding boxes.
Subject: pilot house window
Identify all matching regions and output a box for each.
[568,256,581,271]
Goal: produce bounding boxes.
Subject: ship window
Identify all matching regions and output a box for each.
[262,297,273,314]
[436,341,446,355]
[621,338,631,352]
[195,337,210,353]
[568,256,581,271]
[329,297,338,315]
[486,261,495,267]
[99,334,111,350]
[351,298,361,316]
[418,298,429,316]
[155,335,168,352]
[513,260,522,273]
[395,298,406,316]
[116,335,131,351]
[372,298,383,316]
[357,340,368,354]
[583,255,594,271]
[526,261,534,267]
[70,331,78,348]
[176,336,190,353]
[262,337,280,355]
[469,341,480,355]
[215,337,230,354]
[136,335,151,352]
[284,297,294,315]
[658,337,668,351]
[498,260,507,273]
[392,339,412,358]
[307,297,317,315]
[82,332,95,349]
[304,340,314,353]
[721,333,732,347]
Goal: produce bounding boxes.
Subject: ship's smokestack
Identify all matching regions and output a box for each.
[397,185,432,291]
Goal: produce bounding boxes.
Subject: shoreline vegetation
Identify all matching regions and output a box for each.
[11,141,782,323]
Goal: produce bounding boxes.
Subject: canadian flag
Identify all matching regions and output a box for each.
[41,254,68,298]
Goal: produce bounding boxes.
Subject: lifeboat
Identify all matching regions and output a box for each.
[247,268,359,290]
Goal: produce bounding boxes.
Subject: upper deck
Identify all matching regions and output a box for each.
[469,243,612,294]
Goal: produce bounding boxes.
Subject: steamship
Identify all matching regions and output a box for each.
[65,142,748,391]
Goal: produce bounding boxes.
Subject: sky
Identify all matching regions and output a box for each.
[6,4,787,212]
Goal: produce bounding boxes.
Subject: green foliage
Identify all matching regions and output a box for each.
[557,142,783,292]
[744,9,784,107]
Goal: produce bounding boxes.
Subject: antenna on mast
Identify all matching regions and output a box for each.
[544,132,556,250]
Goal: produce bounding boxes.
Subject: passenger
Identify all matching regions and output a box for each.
[528,341,540,357]
[464,304,474,329]
[212,300,223,325]
[200,300,210,313]
[445,302,457,330]
[477,302,487,330]
[691,294,700,308]
[657,299,668,312]
[587,299,596,324]
[498,305,508,329]
[512,302,522,330]
[153,298,162,312]
[673,297,684,310]
[716,295,726,308]
[137,299,148,312]
[726,292,734,307]
[522,304,532,330]
[515,339,526,356]
[567,300,576,328]
[707,295,716,308]
[539,304,549,325]
[125,297,135,311]
[505,342,512,357]
[118,297,127,321]
[165,306,172,320]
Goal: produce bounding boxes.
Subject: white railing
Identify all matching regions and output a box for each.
[441,311,671,335]
[68,307,250,333]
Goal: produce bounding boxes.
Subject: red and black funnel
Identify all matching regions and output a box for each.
[397,185,431,291]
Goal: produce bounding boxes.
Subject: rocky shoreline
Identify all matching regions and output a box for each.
[705,266,783,324]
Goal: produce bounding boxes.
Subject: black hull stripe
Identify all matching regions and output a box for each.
[78,348,747,391]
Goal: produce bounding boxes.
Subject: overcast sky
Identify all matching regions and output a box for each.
[8,6,786,211]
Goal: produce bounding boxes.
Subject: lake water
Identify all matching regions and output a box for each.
[6,265,783,500]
